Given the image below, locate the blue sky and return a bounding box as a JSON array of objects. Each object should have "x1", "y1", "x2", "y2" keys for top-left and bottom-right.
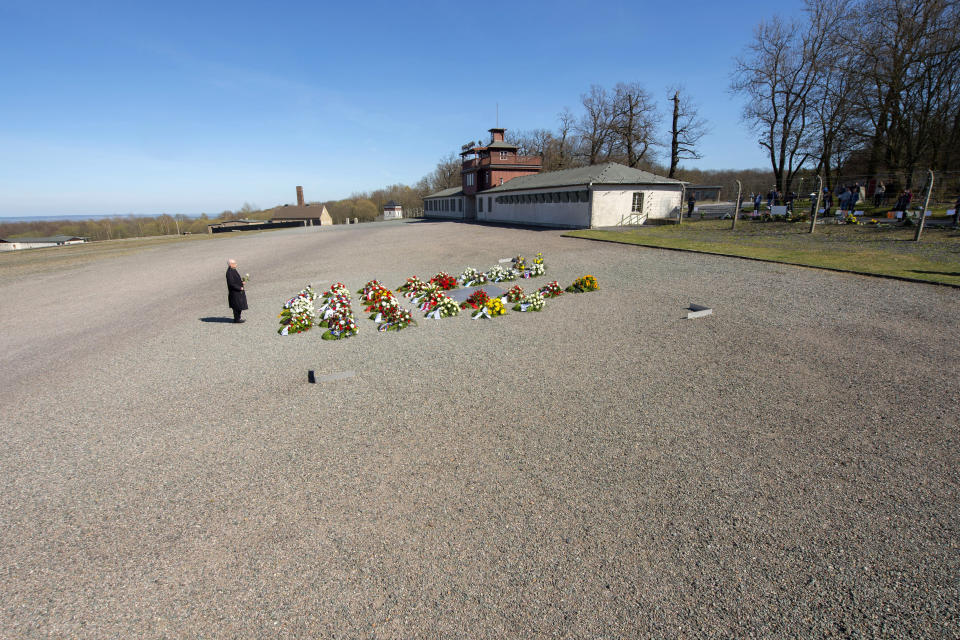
[{"x1": 0, "y1": 0, "x2": 806, "y2": 216}]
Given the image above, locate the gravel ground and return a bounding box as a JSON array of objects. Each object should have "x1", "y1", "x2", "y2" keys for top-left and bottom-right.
[{"x1": 0, "y1": 220, "x2": 957, "y2": 638}]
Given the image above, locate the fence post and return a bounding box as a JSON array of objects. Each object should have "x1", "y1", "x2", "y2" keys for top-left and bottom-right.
[
  {"x1": 914, "y1": 169, "x2": 934, "y2": 241},
  {"x1": 677, "y1": 185, "x2": 685, "y2": 225},
  {"x1": 809, "y1": 175, "x2": 823, "y2": 233},
  {"x1": 731, "y1": 180, "x2": 742, "y2": 230}
]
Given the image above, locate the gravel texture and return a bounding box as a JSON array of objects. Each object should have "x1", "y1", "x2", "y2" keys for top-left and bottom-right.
[{"x1": 0, "y1": 220, "x2": 957, "y2": 638}]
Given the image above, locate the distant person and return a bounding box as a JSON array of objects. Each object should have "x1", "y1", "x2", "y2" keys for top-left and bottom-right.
[
  {"x1": 766, "y1": 189, "x2": 774, "y2": 209},
  {"x1": 903, "y1": 189, "x2": 913, "y2": 214},
  {"x1": 226, "y1": 259, "x2": 248, "y2": 323},
  {"x1": 823, "y1": 189, "x2": 833, "y2": 216},
  {"x1": 837, "y1": 187, "x2": 850, "y2": 214},
  {"x1": 953, "y1": 194, "x2": 960, "y2": 227},
  {"x1": 874, "y1": 181, "x2": 885, "y2": 207},
  {"x1": 786, "y1": 191, "x2": 796, "y2": 212},
  {"x1": 850, "y1": 183, "x2": 860, "y2": 210},
  {"x1": 687, "y1": 193, "x2": 696, "y2": 218},
  {"x1": 894, "y1": 190, "x2": 913, "y2": 219},
  {"x1": 753, "y1": 193, "x2": 762, "y2": 217}
]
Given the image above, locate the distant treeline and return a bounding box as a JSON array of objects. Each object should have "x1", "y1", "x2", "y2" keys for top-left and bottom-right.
[{"x1": 0, "y1": 212, "x2": 219, "y2": 242}]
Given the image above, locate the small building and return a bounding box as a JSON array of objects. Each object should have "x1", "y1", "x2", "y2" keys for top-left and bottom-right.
[
  {"x1": 0, "y1": 235, "x2": 86, "y2": 251},
  {"x1": 686, "y1": 185, "x2": 723, "y2": 202},
  {"x1": 270, "y1": 204, "x2": 333, "y2": 227},
  {"x1": 382, "y1": 200, "x2": 403, "y2": 220}
]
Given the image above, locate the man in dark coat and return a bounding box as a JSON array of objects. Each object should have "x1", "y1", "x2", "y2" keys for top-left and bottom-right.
[
  {"x1": 687, "y1": 193, "x2": 696, "y2": 218},
  {"x1": 226, "y1": 259, "x2": 248, "y2": 323}
]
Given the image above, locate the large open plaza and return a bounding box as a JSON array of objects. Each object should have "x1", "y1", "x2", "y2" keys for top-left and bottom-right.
[{"x1": 0, "y1": 220, "x2": 956, "y2": 637}]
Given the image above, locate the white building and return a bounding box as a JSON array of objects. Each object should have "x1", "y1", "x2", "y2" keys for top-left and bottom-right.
[
  {"x1": 424, "y1": 162, "x2": 684, "y2": 228},
  {"x1": 382, "y1": 200, "x2": 403, "y2": 220},
  {"x1": 0, "y1": 235, "x2": 86, "y2": 251}
]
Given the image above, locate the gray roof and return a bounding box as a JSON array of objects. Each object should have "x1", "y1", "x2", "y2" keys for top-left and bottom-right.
[
  {"x1": 424, "y1": 186, "x2": 463, "y2": 198},
  {"x1": 0, "y1": 235, "x2": 84, "y2": 243},
  {"x1": 486, "y1": 140, "x2": 518, "y2": 150},
  {"x1": 384, "y1": 200, "x2": 399, "y2": 207},
  {"x1": 483, "y1": 162, "x2": 682, "y2": 193}
]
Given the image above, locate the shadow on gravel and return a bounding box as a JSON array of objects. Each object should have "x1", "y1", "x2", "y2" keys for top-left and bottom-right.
[
  {"x1": 199, "y1": 317, "x2": 235, "y2": 323},
  {"x1": 407, "y1": 219, "x2": 563, "y2": 232}
]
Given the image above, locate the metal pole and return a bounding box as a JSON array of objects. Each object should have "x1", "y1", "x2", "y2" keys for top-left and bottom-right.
[
  {"x1": 809, "y1": 175, "x2": 823, "y2": 233},
  {"x1": 677, "y1": 185, "x2": 685, "y2": 225},
  {"x1": 732, "y1": 180, "x2": 742, "y2": 230},
  {"x1": 914, "y1": 169, "x2": 934, "y2": 241}
]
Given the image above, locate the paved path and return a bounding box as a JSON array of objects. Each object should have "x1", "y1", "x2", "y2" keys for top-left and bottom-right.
[{"x1": 1, "y1": 221, "x2": 957, "y2": 637}]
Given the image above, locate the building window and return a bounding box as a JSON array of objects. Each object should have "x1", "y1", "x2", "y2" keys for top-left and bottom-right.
[
  {"x1": 488, "y1": 197, "x2": 492, "y2": 210},
  {"x1": 499, "y1": 177, "x2": 504, "y2": 185},
  {"x1": 479, "y1": 197, "x2": 484, "y2": 213},
  {"x1": 500, "y1": 151, "x2": 508, "y2": 159},
  {"x1": 458, "y1": 199, "x2": 462, "y2": 212},
  {"x1": 631, "y1": 192, "x2": 644, "y2": 212},
  {"x1": 466, "y1": 173, "x2": 474, "y2": 186}
]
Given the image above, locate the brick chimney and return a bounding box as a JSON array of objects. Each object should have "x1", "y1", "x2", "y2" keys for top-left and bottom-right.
[
  {"x1": 489, "y1": 128, "x2": 505, "y2": 142},
  {"x1": 296, "y1": 186, "x2": 304, "y2": 207}
]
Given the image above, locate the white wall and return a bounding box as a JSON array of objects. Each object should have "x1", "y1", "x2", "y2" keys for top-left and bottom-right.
[
  {"x1": 478, "y1": 189, "x2": 591, "y2": 228},
  {"x1": 0, "y1": 241, "x2": 83, "y2": 251},
  {"x1": 590, "y1": 185, "x2": 682, "y2": 227},
  {"x1": 424, "y1": 197, "x2": 466, "y2": 220},
  {"x1": 383, "y1": 208, "x2": 403, "y2": 220}
]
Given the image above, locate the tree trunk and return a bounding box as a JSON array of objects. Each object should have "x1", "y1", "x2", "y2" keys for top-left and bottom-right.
[{"x1": 669, "y1": 91, "x2": 680, "y2": 178}]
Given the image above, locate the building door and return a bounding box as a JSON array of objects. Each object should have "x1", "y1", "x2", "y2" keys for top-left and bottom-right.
[{"x1": 465, "y1": 196, "x2": 477, "y2": 220}]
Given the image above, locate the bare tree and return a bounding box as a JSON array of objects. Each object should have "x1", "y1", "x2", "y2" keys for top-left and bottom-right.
[
  {"x1": 427, "y1": 152, "x2": 462, "y2": 192},
  {"x1": 610, "y1": 82, "x2": 660, "y2": 167},
  {"x1": 853, "y1": 0, "x2": 960, "y2": 185},
  {"x1": 556, "y1": 108, "x2": 577, "y2": 169},
  {"x1": 576, "y1": 85, "x2": 615, "y2": 164},
  {"x1": 803, "y1": 0, "x2": 860, "y2": 191},
  {"x1": 667, "y1": 86, "x2": 709, "y2": 178},
  {"x1": 731, "y1": 15, "x2": 829, "y2": 195}
]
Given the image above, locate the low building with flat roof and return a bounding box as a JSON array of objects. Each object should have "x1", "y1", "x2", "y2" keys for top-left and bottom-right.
[
  {"x1": 476, "y1": 163, "x2": 683, "y2": 228},
  {"x1": 0, "y1": 235, "x2": 86, "y2": 251}
]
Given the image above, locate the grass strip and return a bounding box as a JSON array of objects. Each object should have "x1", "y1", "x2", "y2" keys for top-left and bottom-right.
[{"x1": 564, "y1": 221, "x2": 960, "y2": 287}]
